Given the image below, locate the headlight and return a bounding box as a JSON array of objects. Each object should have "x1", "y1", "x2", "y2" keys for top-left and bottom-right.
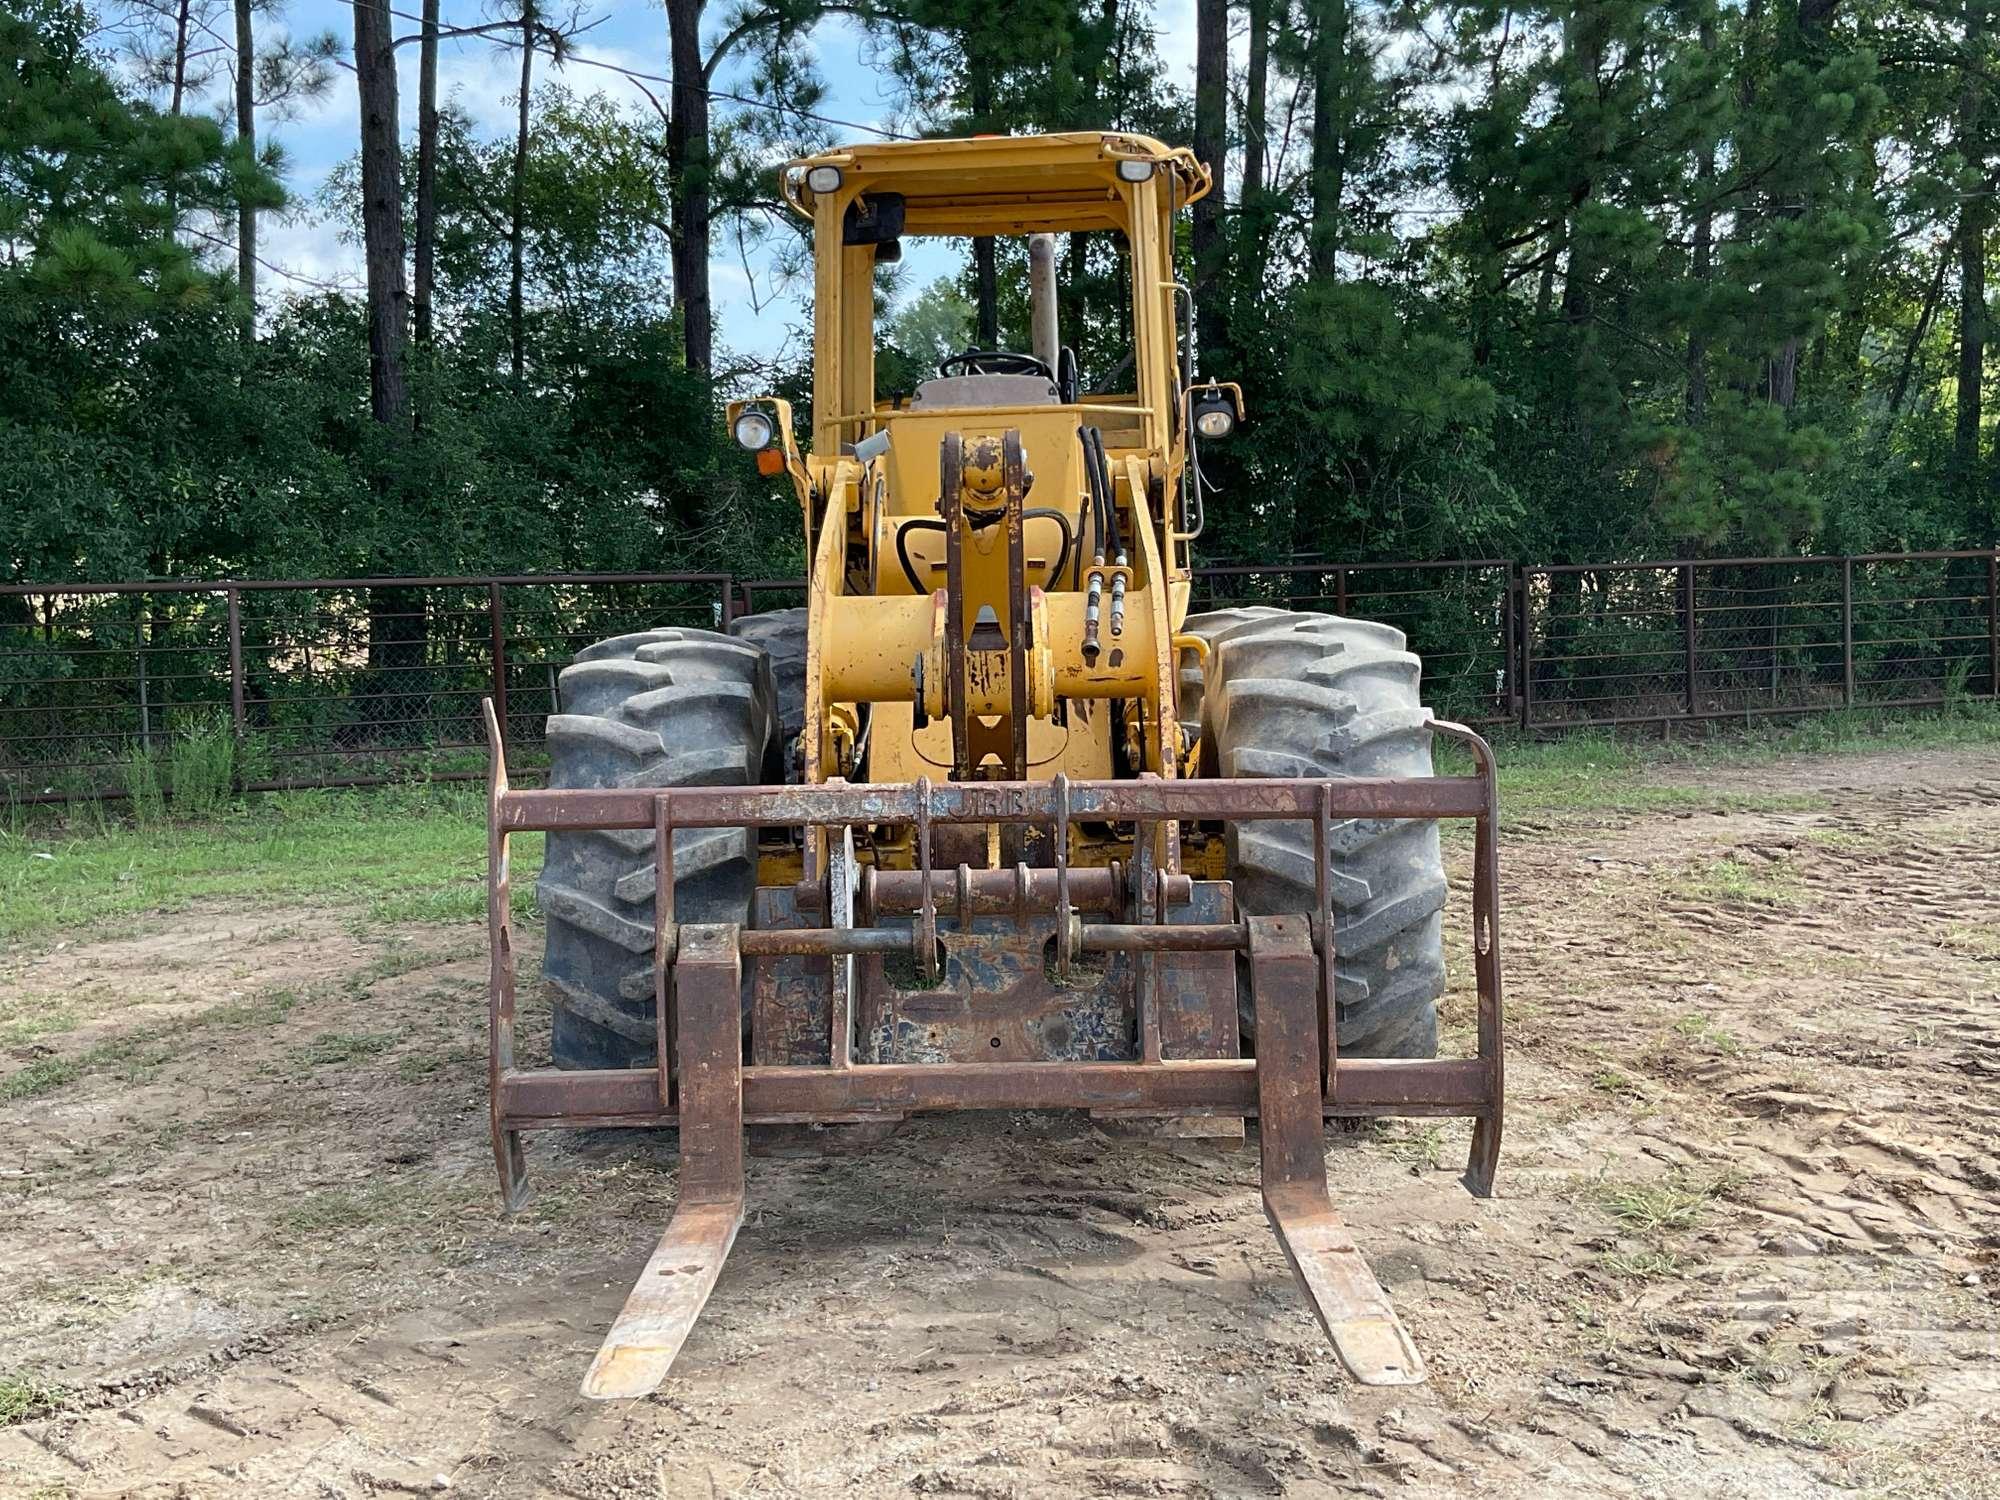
[
  {"x1": 805, "y1": 164, "x2": 844, "y2": 194},
  {"x1": 1114, "y1": 158, "x2": 1156, "y2": 183},
  {"x1": 733, "y1": 409, "x2": 775, "y2": 450},
  {"x1": 1194, "y1": 405, "x2": 1235, "y2": 439}
]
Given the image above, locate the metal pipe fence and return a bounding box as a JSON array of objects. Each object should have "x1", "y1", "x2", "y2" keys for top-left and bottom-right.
[{"x1": 3, "y1": 553, "x2": 1995, "y2": 802}]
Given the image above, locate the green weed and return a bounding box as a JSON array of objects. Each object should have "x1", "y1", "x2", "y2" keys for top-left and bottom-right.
[
  {"x1": 1600, "y1": 1168, "x2": 1743, "y2": 1234},
  {"x1": 0, "y1": 1374, "x2": 73, "y2": 1426},
  {"x1": 0, "y1": 993, "x2": 79, "y2": 1048},
  {"x1": 1601, "y1": 1247, "x2": 1685, "y2": 1280},
  {"x1": 167, "y1": 712, "x2": 236, "y2": 821},
  {"x1": 1678, "y1": 855, "x2": 1801, "y2": 908},
  {"x1": 294, "y1": 1030, "x2": 398, "y2": 1067},
  {"x1": 1378, "y1": 1122, "x2": 1449, "y2": 1171},
  {"x1": 120, "y1": 744, "x2": 167, "y2": 828},
  {"x1": 0, "y1": 1057, "x2": 80, "y2": 1103},
  {"x1": 1672, "y1": 1011, "x2": 1743, "y2": 1054}
]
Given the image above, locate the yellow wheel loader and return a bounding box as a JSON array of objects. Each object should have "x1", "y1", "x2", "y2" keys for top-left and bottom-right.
[{"x1": 479, "y1": 131, "x2": 1504, "y2": 1401}]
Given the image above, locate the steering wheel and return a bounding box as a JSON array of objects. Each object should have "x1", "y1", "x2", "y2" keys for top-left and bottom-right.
[{"x1": 938, "y1": 348, "x2": 1054, "y2": 380}]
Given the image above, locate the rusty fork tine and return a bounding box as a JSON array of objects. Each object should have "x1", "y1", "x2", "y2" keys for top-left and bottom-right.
[
  {"x1": 582, "y1": 925, "x2": 746, "y2": 1401},
  {"x1": 1248, "y1": 915, "x2": 1426, "y2": 1387}
]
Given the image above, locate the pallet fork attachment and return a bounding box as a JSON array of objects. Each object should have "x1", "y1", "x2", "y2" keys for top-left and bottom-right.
[{"x1": 481, "y1": 701, "x2": 1504, "y2": 1398}]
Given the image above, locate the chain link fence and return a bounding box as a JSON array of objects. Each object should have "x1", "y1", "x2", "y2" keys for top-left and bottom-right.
[{"x1": 4, "y1": 553, "x2": 1996, "y2": 802}]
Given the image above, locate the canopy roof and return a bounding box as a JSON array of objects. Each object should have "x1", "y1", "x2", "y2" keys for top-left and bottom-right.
[{"x1": 781, "y1": 131, "x2": 1210, "y2": 237}]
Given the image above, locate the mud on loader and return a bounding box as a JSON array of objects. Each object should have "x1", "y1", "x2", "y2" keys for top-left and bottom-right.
[{"x1": 478, "y1": 131, "x2": 1504, "y2": 1400}]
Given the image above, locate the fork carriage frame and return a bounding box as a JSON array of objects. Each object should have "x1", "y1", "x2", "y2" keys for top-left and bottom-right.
[{"x1": 480, "y1": 701, "x2": 1505, "y2": 1398}]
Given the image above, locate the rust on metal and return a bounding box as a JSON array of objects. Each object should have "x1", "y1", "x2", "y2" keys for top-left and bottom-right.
[
  {"x1": 497, "y1": 774, "x2": 1492, "y2": 833},
  {"x1": 1003, "y1": 428, "x2": 1031, "y2": 778},
  {"x1": 1248, "y1": 914, "x2": 1425, "y2": 1386},
  {"x1": 498, "y1": 1054, "x2": 1492, "y2": 1125},
  {"x1": 479, "y1": 702, "x2": 1506, "y2": 1396},
  {"x1": 805, "y1": 865, "x2": 1190, "y2": 917},
  {"x1": 581, "y1": 924, "x2": 746, "y2": 1400}
]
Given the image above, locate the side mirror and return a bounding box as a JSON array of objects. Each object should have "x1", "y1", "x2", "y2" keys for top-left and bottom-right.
[{"x1": 1187, "y1": 381, "x2": 1245, "y2": 440}]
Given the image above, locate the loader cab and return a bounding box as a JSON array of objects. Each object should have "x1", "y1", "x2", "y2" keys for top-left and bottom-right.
[
  {"x1": 780, "y1": 136, "x2": 1211, "y2": 601},
  {"x1": 784, "y1": 132, "x2": 1203, "y2": 458}
]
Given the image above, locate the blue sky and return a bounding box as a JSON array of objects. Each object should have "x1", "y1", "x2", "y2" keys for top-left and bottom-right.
[{"x1": 214, "y1": 1, "x2": 1201, "y2": 363}]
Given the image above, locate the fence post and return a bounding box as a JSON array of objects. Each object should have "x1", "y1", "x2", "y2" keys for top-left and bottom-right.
[
  {"x1": 226, "y1": 588, "x2": 245, "y2": 785},
  {"x1": 1842, "y1": 558, "x2": 1855, "y2": 707},
  {"x1": 488, "y1": 580, "x2": 509, "y2": 760},
  {"x1": 721, "y1": 577, "x2": 739, "y2": 625},
  {"x1": 1500, "y1": 563, "x2": 1518, "y2": 725},
  {"x1": 1681, "y1": 564, "x2": 1697, "y2": 717},
  {"x1": 1334, "y1": 566, "x2": 1349, "y2": 617},
  {"x1": 1518, "y1": 568, "x2": 1535, "y2": 731},
  {"x1": 1986, "y1": 551, "x2": 1999, "y2": 699},
  {"x1": 135, "y1": 617, "x2": 151, "y2": 751}
]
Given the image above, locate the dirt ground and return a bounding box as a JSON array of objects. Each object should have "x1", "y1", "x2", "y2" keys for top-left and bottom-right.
[{"x1": 3, "y1": 746, "x2": 1999, "y2": 1499}]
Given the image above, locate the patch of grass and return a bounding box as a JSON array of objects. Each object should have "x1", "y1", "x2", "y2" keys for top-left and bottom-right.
[
  {"x1": 1599, "y1": 1167, "x2": 1744, "y2": 1234},
  {"x1": 1438, "y1": 734, "x2": 1825, "y2": 821},
  {"x1": 205, "y1": 988, "x2": 302, "y2": 1028},
  {"x1": 120, "y1": 744, "x2": 167, "y2": 829},
  {"x1": 1672, "y1": 1011, "x2": 1743, "y2": 1054},
  {"x1": 274, "y1": 1180, "x2": 474, "y2": 1239},
  {"x1": 278, "y1": 1185, "x2": 407, "y2": 1233},
  {"x1": 293, "y1": 1030, "x2": 398, "y2": 1067},
  {"x1": 1677, "y1": 854, "x2": 1802, "y2": 908},
  {"x1": 0, "y1": 783, "x2": 543, "y2": 943},
  {"x1": 1940, "y1": 922, "x2": 2000, "y2": 960},
  {"x1": 0, "y1": 1057, "x2": 80, "y2": 1103},
  {"x1": 1592, "y1": 1068, "x2": 1642, "y2": 1098},
  {"x1": 1378, "y1": 1122, "x2": 1449, "y2": 1171},
  {"x1": 1441, "y1": 704, "x2": 2000, "y2": 822},
  {"x1": 0, "y1": 1374, "x2": 74, "y2": 1427},
  {"x1": 1801, "y1": 826, "x2": 1879, "y2": 852},
  {"x1": 0, "y1": 993, "x2": 79, "y2": 1048},
  {"x1": 1601, "y1": 1247, "x2": 1686, "y2": 1280},
  {"x1": 167, "y1": 712, "x2": 235, "y2": 821}
]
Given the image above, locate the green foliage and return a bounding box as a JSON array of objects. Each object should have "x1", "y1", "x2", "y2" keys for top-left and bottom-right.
[
  {"x1": 0, "y1": 0, "x2": 1995, "y2": 612},
  {"x1": 120, "y1": 743, "x2": 167, "y2": 828},
  {"x1": 167, "y1": 712, "x2": 235, "y2": 821}
]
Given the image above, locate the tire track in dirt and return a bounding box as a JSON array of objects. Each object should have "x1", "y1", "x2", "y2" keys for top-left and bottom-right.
[{"x1": 4, "y1": 750, "x2": 2000, "y2": 1496}]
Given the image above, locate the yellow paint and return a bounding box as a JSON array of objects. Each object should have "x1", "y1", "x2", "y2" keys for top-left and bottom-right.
[{"x1": 740, "y1": 132, "x2": 1224, "y2": 869}]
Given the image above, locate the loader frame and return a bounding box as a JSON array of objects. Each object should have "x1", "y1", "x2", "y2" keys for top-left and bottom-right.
[{"x1": 480, "y1": 702, "x2": 1505, "y2": 1398}]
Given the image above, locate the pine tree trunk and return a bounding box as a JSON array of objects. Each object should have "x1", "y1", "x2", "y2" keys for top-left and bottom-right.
[
  {"x1": 1191, "y1": 0, "x2": 1227, "y2": 361},
  {"x1": 170, "y1": 0, "x2": 191, "y2": 115},
  {"x1": 510, "y1": 5, "x2": 536, "y2": 382},
  {"x1": 1244, "y1": 0, "x2": 1269, "y2": 202},
  {"x1": 667, "y1": 0, "x2": 712, "y2": 376},
  {"x1": 1957, "y1": 0, "x2": 1988, "y2": 480},
  {"x1": 352, "y1": 0, "x2": 410, "y2": 427},
  {"x1": 234, "y1": 0, "x2": 255, "y2": 339},
  {"x1": 414, "y1": 0, "x2": 440, "y2": 347},
  {"x1": 1685, "y1": 13, "x2": 1715, "y2": 426},
  {"x1": 1306, "y1": 0, "x2": 1347, "y2": 283}
]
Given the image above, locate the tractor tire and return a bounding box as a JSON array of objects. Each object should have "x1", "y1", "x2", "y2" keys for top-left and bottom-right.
[
  {"x1": 537, "y1": 628, "x2": 776, "y2": 1070},
  {"x1": 727, "y1": 608, "x2": 808, "y2": 782},
  {"x1": 1194, "y1": 609, "x2": 1447, "y2": 1058},
  {"x1": 1177, "y1": 606, "x2": 1295, "y2": 753}
]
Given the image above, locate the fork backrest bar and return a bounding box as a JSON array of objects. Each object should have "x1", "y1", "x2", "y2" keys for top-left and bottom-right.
[{"x1": 497, "y1": 773, "x2": 1490, "y2": 833}]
